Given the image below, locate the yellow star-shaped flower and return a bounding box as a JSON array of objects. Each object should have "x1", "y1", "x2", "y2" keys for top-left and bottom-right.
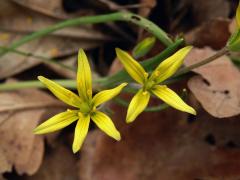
[
  {"x1": 116, "y1": 46, "x2": 196, "y2": 123},
  {"x1": 34, "y1": 49, "x2": 127, "y2": 153}
]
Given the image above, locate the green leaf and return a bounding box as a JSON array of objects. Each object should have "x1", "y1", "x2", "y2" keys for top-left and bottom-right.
[{"x1": 132, "y1": 37, "x2": 156, "y2": 59}]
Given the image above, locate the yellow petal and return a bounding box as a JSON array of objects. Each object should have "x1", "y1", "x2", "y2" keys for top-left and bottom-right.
[
  {"x1": 72, "y1": 113, "x2": 90, "y2": 153},
  {"x1": 38, "y1": 76, "x2": 82, "y2": 108},
  {"x1": 237, "y1": 2, "x2": 240, "y2": 27},
  {"x1": 34, "y1": 110, "x2": 78, "y2": 134},
  {"x1": 150, "y1": 46, "x2": 192, "y2": 83},
  {"x1": 116, "y1": 48, "x2": 148, "y2": 85},
  {"x1": 91, "y1": 111, "x2": 121, "y2": 141},
  {"x1": 77, "y1": 49, "x2": 92, "y2": 101},
  {"x1": 126, "y1": 89, "x2": 150, "y2": 123},
  {"x1": 92, "y1": 83, "x2": 127, "y2": 107},
  {"x1": 151, "y1": 85, "x2": 196, "y2": 115}
]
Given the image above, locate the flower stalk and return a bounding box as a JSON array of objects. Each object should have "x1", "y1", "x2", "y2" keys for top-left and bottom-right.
[{"x1": 0, "y1": 12, "x2": 173, "y2": 57}]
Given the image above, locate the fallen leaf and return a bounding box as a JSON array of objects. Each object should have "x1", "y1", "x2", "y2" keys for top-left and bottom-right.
[
  {"x1": 78, "y1": 100, "x2": 240, "y2": 179},
  {"x1": 185, "y1": 47, "x2": 240, "y2": 118},
  {"x1": 0, "y1": 0, "x2": 109, "y2": 40},
  {"x1": 10, "y1": 0, "x2": 73, "y2": 19},
  {"x1": 46, "y1": 56, "x2": 76, "y2": 79},
  {"x1": 138, "y1": 0, "x2": 156, "y2": 18},
  {"x1": 185, "y1": 18, "x2": 231, "y2": 49},
  {"x1": 0, "y1": 85, "x2": 66, "y2": 175},
  {"x1": 0, "y1": 148, "x2": 11, "y2": 174},
  {"x1": 0, "y1": 31, "x2": 100, "y2": 79},
  {"x1": 15, "y1": 136, "x2": 44, "y2": 175},
  {"x1": 24, "y1": 143, "x2": 78, "y2": 180},
  {"x1": 0, "y1": 108, "x2": 45, "y2": 175},
  {"x1": 77, "y1": 130, "x2": 102, "y2": 180},
  {"x1": 0, "y1": 86, "x2": 64, "y2": 113},
  {"x1": 186, "y1": 0, "x2": 230, "y2": 25}
]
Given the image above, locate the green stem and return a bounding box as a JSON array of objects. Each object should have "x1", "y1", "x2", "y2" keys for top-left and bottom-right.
[
  {"x1": 0, "y1": 43, "x2": 229, "y2": 91},
  {"x1": 0, "y1": 12, "x2": 173, "y2": 57},
  {"x1": 0, "y1": 46, "x2": 75, "y2": 71},
  {"x1": 0, "y1": 80, "x2": 76, "y2": 91},
  {"x1": 0, "y1": 39, "x2": 184, "y2": 91},
  {"x1": 175, "y1": 47, "x2": 229, "y2": 77},
  {"x1": 114, "y1": 97, "x2": 169, "y2": 112}
]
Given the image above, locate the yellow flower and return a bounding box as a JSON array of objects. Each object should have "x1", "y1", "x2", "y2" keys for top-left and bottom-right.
[
  {"x1": 236, "y1": 1, "x2": 240, "y2": 28},
  {"x1": 34, "y1": 49, "x2": 127, "y2": 153},
  {"x1": 116, "y1": 46, "x2": 196, "y2": 123}
]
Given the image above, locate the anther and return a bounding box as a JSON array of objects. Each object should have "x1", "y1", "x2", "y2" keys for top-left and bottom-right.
[
  {"x1": 144, "y1": 72, "x2": 148, "y2": 78},
  {"x1": 87, "y1": 89, "x2": 92, "y2": 95},
  {"x1": 154, "y1": 71, "x2": 160, "y2": 77},
  {"x1": 142, "y1": 91, "x2": 148, "y2": 95},
  {"x1": 78, "y1": 112, "x2": 83, "y2": 118}
]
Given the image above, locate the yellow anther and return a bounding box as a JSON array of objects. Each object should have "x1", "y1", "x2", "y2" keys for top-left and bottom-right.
[
  {"x1": 154, "y1": 70, "x2": 160, "y2": 77},
  {"x1": 142, "y1": 91, "x2": 148, "y2": 95},
  {"x1": 144, "y1": 72, "x2": 148, "y2": 78},
  {"x1": 87, "y1": 89, "x2": 92, "y2": 95},
  {"x1": 78, "y1": 112, "x2": 83, "y2": 118},
  {"x1": 92, "y1": 106, "x2": 96, "y2": 112},
  {"x1": 67, "y1": 109, "x2": 73, "y2": 112}
]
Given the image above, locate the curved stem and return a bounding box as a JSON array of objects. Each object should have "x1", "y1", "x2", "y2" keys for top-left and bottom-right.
[
  {"x1": 113, "y1": 97, "x2": 169, "y2": 112},
  {"x1": 175, "y1": 47, "x2": 229, "y2": 77},
  {"x1": 0, "y1": 12, "x2": 173, "y2": 57}
]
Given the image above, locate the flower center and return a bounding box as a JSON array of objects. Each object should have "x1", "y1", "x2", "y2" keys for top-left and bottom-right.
[
  {"x1": 79, "y1": 102, "x2": 92, "y2": 114},
  {"x1": 143, "y1": 79, "x2": 155, "y2": 91}
]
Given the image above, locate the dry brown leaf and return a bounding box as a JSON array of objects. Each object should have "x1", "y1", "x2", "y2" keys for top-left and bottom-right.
[
  {"x1": 0, "y1": 148, "x2": 11, "y2": 174},
  {"x1": 185, "y1": 47, "x2": 240, "y2": 118},
  {"x1": 0, "y1": 108, "x2": 45, "y2": 175},
  {"x1": 77, "y1": 130, "x2": 101, "y2": 180},
  {"x1": 0, "y1": 0, "x2": 109, "y2": 40},
  {"x1": 138, "y1": 0, "x2": 156, "y2": 18},
  {"x1": 0, "y1": 31, "x2": 100, "y2": 79},
  {"x1": 46, "y1": 56, "x2": 76, "y2": 79},
  {"x1": 15, "y1": 136, "x2": 44, "y2": 175},
  {"x1": 185, "y1": 18, "x2": 231, "y2": 49},
  {"x1": 229, "y1": 18, "x2": 237, "y2": 34},
  {"x1": 10, "y1": 0, "x2": 72, "y2": 19},
  {"x1": 0, "y1": 86, "x2": 66, "y2": 175},
  {"x1": 185, "y1": 0, "x2": 230, "y2": 25},
  {"x1": 0, "y1": 87, "x2": 64, "y2": 112},
  {"x1": 78, "y1": 100, "x2": 240, "y2": 179},
  {"x1": 25, "y1": 144, "x2": 78, "y2": 180}
]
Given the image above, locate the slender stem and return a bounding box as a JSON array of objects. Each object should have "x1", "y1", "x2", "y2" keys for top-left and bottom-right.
[
  {"x1": 175, "y1": 47, "x2": 229, "y2": 77},
  {"x1": 0, "y1": 80, "x2": 75, "y2": 91},
  {"x1": 0, "y1": 44, "x2": 230, "y2": 91},
  {"x1": 114, "y1": 97, "x2": 169, "y2": 112},
  {"x1": 0, "y1": 12, "x2": 173, "y2": 57},
  {"x1": 0, "y1": 46, "x2": 75, "y2": 71}
]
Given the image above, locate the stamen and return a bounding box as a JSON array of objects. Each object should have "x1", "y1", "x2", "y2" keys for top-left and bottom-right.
[
  {"x1": 142, "y1": 91, "x2": 148, "y2": 95},
  {"x1": 154, "y1": 70, "x2": 160, "y2": 77},
  {"x1": 78, "y1": 112, "x2": 83, "y2": 118},
  {"x1": 87, "y1": 89, "x2": 92, "y2": 95},
  {"x1": 67, "y1": 109, "x2": 72, "y2": 112},
  {"x1": 144, "y1": 72, "x2": 148, "y2": 78}
]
